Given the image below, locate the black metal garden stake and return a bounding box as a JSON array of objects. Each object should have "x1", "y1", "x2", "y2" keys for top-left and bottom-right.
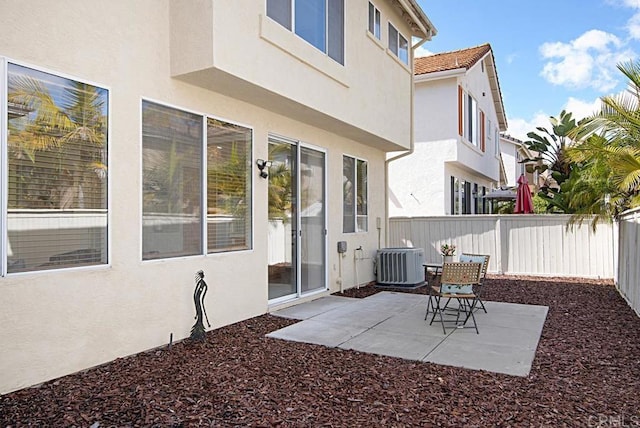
[{"x1": 190, "y1": 270, "x2": 211, "y2": 341}]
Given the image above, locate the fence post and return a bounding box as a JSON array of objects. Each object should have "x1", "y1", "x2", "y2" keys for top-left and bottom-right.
[{"x1": 494, "y1": 216, "x2": 503, "y2": 274}]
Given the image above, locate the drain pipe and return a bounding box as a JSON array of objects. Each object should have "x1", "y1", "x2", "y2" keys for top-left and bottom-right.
[
  {"x1": 354, "y1": 246, "x2": 364, "y2": 289},
  {"x1": 384, "y1": 35, "x2": 430, "y2": 247}
]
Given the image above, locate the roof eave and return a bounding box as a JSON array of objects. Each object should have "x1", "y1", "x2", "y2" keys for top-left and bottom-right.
[
  {"x1": 483, "y1": 51, "x2": 508, "y2": 131},
  {"x1": 395, "y1": 0, "x2": 437, "y2": 39},
  {"x1": 414, "y1": 67, "x2": 466, "y2": 82}
]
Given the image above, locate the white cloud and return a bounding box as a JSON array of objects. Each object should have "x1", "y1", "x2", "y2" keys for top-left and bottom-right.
[
  {"x1": 564, "y1": 97, "x2": 602, "y2": 120},
  {"x1": 505, "y1": 96, "x2": 602, "y2": 142},
  {"x1": 627, "y1": 12, "x2": 640, "y2": 39},
  {"x1": 415, "y1": 45, "x2": 434, "y2": 58},
  {"x1": 505, "y1": 112, "x2": 550, "y2": 141},
  {"x1": 539, "y1": 29, "x2": 635, "y2": 92},
  {"x1": 621, "y1": 0, "x2": 640, "y2": 8}
]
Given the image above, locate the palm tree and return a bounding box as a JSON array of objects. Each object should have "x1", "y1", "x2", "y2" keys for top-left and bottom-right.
[{"x1": 569, "y1": 60, "x2": 640, "y2": 220}]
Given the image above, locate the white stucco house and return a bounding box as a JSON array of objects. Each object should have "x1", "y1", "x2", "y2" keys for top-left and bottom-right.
[
  {"x1": 500, "y1": 133, "x2": 540, "y2": 191},
  {"x1": 388, "y1": 43, "x2": 508, "y2": 216},
  {"x1": 0, "y1": 0, "x2": 436, "y2": 393}
]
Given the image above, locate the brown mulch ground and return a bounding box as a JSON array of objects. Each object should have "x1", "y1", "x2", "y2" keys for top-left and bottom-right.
[{"x1": 1, "y1": 276, "x2": 639, "y2": 427}]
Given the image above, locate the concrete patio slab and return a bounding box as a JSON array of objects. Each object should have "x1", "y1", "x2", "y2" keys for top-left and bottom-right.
[
  {"x1": 424, "y1": 339, "x2": 537, "y2": 377},
  {"x1": 339, "y1": 329, "x2": 444, "y2": 360},
  {"x1": 270, "y1": 295, "x2": 353, "y2": 320},
  {"x1": 266, "y1": 318, "x2": 369, "y2": 348},
  {"x1": 268, "y1": 292, "x2": 548, "y2": 377}
]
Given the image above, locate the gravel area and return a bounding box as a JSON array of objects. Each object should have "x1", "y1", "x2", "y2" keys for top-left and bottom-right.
[{"x1": 1, "y1": 276, "x2": 639, "y2": 427}]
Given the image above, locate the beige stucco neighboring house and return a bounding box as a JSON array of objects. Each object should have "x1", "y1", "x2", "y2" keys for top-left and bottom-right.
[
  {"x1": 0, "y1": 0, "x2": 436, "y2": 394},
  {"x1": 388, "y1": 43, "x2": 508, "y2": 216}
]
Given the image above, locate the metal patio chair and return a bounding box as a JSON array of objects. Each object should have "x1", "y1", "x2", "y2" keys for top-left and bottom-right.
[
  {"x1": 459, "y1": 253, "x2": 490, "y2": 313},
  {"x1": 425, "y1": 261, "x2": 483, "y2": 334}
]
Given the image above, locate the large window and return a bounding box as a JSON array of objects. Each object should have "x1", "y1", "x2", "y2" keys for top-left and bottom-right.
[
  {"x1": 267, "y1": 0, "x2": 344, "y2": 65},
  {"x1": 4, "y1": 63, "x2": 109, "y2": 274},
  {"x1": 368, "y1": 2, "x2": 381, "y2": 40},
  {"x1": 206, "y1": 118, "x2": 252, "y2": 253},
  {"x1": 388, "y1": 23, "x2": 408, "y2": 64},
  {"x1": 343, "y1": 155, "x2": 367, "y2": 233},
  {"x1": 142, "y1": 101, "x2": 252, "y2": 260}
]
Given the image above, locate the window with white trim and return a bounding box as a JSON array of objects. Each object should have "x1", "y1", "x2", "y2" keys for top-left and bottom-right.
[
  {"x1": 388, "y1": 23, "x2": 408, "y2": 64},
  {"x1": 3, "y1": 62, "x2": 109, "y2": 274},
  {"x1": 266, "y1": 0, "x2": 344, "y2": 65},
  {"x1": 459, "y1": 89, "x2": 485, "y2": 148},
  {"x1": 450, "y1": 176, "x2": 473, "y2": 215},
  {"x1": 142, "y1": 101, "x2": 252, "y2": 260},
  {"x1": 368, "y1": 2, "x2": 381, "y2": 40},
  {"x1": 343, "y1": 155, "x2": 367, "y2": 232}
]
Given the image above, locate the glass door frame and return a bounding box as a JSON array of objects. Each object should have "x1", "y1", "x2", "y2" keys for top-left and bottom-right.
[{"x1": 268, "y1": 135, "x2": 327, "y2": 304}]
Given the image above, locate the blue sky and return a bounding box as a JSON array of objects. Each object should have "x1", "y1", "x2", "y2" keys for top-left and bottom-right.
[{"x1": 415, "y1": 0, "x2": 640, "y2": 140}]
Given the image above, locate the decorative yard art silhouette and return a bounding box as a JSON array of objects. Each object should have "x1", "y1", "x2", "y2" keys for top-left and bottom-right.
[{"x1": 190, "y1": 270, "x2": 211, "y2": 341}]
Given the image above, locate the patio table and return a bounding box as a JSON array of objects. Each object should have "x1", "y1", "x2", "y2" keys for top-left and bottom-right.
[{"x1": 423, "y1": 262, "x2": 443, "y2": 283}]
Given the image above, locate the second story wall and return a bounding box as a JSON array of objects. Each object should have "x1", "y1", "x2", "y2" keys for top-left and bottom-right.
[
  {"x1": 414, "y1": 79, "x2": 458, "y2": 142},
  {"x1": 171, "y1": 0, "x2": 426, "y2": 151}
]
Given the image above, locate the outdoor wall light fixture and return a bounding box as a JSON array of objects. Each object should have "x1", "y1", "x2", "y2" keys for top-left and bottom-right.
[{"x1": 256, "y1": 159, "x2": 272, "y2": 178}]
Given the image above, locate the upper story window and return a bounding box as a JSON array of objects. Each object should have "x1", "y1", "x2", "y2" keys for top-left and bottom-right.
[
  {"x1": 388, "y1": 23, "x2": 408, "y2": 64},
  {"x1": 142, "y1": 101, "x2": 252, "y2": 260},
  {"x1": 343, "y1": 155, "x2": 367, "y2": 233},
  {"x1": 368, "y1": 2, "x2": 381, "y2": 40},
  {"x1": 4, "y1": 62, "x2": 109, "y2": 274},
  {"x1": 267, "y1": 0, "x2": 344, "y2": 65},
  {"x1": 458, "y1": 86, "x2": 485, "y2": 149}
]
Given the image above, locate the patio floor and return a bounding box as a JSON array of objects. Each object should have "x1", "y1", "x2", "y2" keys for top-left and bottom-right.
[{"x1": 269, "y1": 291, "x2": 548, "y2": 377}]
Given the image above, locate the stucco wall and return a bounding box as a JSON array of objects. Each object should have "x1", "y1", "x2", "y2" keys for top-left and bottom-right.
[
  {"x1": 0, "y1": 0, "x2": 393, "y2": 393},
  {"x1": 171, "y1": 0, "x2": 415, "y2": 151}
]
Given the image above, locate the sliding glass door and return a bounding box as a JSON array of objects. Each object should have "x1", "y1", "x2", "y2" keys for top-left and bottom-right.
[{"x1": 268, "y1": 137, "x2": 326, "y2": 302}]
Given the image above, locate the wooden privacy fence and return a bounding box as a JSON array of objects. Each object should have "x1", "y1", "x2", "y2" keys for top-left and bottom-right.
[
  {"x1": 389, "y1": 215, "x2": 615, "y2": 279},
  {"x1": 617, "y1": 208, "x2": 640, "y2": 316}
]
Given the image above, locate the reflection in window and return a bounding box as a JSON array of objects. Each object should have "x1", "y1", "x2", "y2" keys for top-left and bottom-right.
[
  {"x1": 343, "y1": 155, "x2": 368, "y2": 232},
  {"x1": 142, "y1": 101, "x2": 202, "y2": 260},
  {"x1": 295, "y1": 0, "x2": 326, "y2": 52},
  {"x1": 6, "y1": 63, "x2": 108, "y2": 273},
  {"x1": 368, "y1": 2, "x2": 381, "y2": 40},
  {"x1": 266, "y1": 0, "x2": 344, "y2": 64},
  {"x1": 388, "y1": 23, "x2": 408, "y2": 64},
  {"x1": 207, "y1": 118, "x2": 252, "y2": 252},
  {"x1": 451, "y1": 176, "x2": 460, "y2": 215}
]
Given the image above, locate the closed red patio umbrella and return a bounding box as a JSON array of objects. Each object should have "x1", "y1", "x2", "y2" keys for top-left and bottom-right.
[{"x1": 514, "y1": 174, "x2": 534, "y2": 214}]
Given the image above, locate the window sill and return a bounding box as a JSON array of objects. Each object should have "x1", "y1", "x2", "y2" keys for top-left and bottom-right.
[
  {"x1": 366, "y1": 29, "x2": 385, "y2": 50},
  {"x1": 259, "y1": 14, "x2": 349, "y2": 88},
  {"x1": 460, "y1": 137, "x2": 484, "y2": 154},
  {"x1": 386, "y1": 48, "x2": 411, "y2": 74}
]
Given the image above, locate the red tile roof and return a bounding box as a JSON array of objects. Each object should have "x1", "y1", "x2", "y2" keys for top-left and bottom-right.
[{"x1": 414, "y1": 44, "x2": 491, "y2": 76}]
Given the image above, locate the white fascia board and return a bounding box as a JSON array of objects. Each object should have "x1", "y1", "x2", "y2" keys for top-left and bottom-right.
[{"x1": 414, "y1": 68, "x2": 466, "y2": 83}]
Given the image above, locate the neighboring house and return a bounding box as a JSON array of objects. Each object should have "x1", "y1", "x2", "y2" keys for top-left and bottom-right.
[
  {"x1": 500, "y1": 133, "x2": 540, "y2": 191},
  {"x1": 388, "y1": 44, "x2": 508, "y2": 216},
  {"x1": 0, "y1": 0, "x2": 436, "y2": 393}
]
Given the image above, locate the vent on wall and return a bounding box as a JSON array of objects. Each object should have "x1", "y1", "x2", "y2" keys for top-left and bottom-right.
[{"x1": 376, "y1": 248, "x2": 424, "y2": 286}]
